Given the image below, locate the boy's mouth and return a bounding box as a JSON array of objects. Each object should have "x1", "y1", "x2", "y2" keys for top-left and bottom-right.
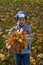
[{"x1": 19, "y1": 23, "x2": 24, "y2": 26}]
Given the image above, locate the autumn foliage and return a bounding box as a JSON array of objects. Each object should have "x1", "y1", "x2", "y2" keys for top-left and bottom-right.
[{"x1": 6, "y1": 27, "x2": 28, "y2": 53}]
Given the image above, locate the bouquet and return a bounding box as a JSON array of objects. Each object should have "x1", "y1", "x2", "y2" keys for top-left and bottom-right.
[{"x1": 6, "y1": 26, "x2": 29, "y2": 53}]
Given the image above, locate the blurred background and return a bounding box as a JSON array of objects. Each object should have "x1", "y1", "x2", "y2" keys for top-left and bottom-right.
[{"x1": 0, "y1": 0, "x2": 43, "y2": 65}]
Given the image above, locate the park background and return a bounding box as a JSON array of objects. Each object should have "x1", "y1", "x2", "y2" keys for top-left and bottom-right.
[{"x1": 0, "y1": 0, "x2": 43, "y2": 65}]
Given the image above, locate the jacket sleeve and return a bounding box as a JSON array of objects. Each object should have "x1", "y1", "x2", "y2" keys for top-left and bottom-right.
[
  {"x1": 8, "y1": 27, "x2": 14, "y2": 35},
  {"x1": 26, "y1": 26, "x2": 34, "y2": 40}
]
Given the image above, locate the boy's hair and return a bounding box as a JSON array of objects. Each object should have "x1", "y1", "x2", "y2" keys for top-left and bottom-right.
[{"x1": 16, "y1": 11, "x2": 27, "y2": 21}]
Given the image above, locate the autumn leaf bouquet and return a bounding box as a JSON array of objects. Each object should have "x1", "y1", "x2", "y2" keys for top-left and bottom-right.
[{"x1": 5, "y1": 27, "x2": 29, "y2": 53}]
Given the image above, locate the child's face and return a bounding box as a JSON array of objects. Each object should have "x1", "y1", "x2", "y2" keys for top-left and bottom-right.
[{"x1": 18, "y1": 18, "x2": 25, "y2": 26}]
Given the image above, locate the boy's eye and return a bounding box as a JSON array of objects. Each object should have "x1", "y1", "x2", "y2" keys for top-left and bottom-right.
[
  {"x1": 18, "y1": 18, "x2": 25, "y2": 21},
  {"x1": 19, "y1": 19, "x2": 22, "y2": 21}
]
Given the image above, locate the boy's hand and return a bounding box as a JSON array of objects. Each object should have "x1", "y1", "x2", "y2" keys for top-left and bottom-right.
[
  {"x1": 13, "y1": 26, "x2": 16, "y2": 31},
  {"x1": 20, "y1": 28, "x2": 32, "y2": 35}
]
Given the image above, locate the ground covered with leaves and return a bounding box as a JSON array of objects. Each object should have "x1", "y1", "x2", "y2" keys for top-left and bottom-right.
[{"x1": 0, "y1": 0, "x2": 43, "y2": 65}]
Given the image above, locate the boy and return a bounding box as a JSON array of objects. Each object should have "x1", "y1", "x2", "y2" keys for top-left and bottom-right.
[{"x1": 9, "y1": 11, "x2": 34, "y2": 65}]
